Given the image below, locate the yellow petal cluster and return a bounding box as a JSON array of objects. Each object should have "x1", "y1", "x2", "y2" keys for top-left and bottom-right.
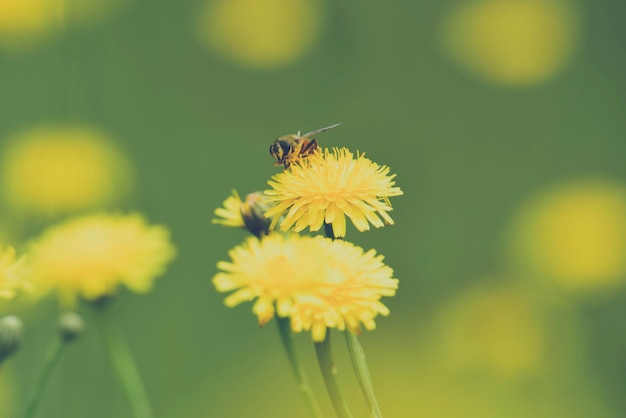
[
  {"x1": 264, "y1": 147, "x2": 403, "y2": 238},
  {"x1": 213, "y1": 190, "x2": 272, "y2": 237},
  {"x1": 213, "y1": 233, "x2": 398, "y2": 341},
  {"x1": 212, "y1": 189, "x2": 245, "y2": 228},
  {"x1": 0, "y1": 246, "x2": 29, "y2": 301},
  {"x1": 28, "y1": 213, "x2": 176, "y2": 306}
]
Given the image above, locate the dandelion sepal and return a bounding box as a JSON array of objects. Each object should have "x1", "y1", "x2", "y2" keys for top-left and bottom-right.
[
  {"x1": 276, "y1": 316, "x2": 324, "y2": 418},
  {"x1": 0, "y1": 316, "x2": 23, "y2": 365}
]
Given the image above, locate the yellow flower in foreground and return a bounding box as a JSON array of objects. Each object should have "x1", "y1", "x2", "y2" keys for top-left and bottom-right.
[
  {"x1": 265, "y1": 148, "x2": 403, "y2": 238},
  {"x1": 0, "y1": 246, "x2": 29, "y2": 301},
  {"x1": 28, "y1": 213, "x2": 176, "y2": 305},
  {"x1": 213, "y1": 234, "x2": 398, "y2": 341},
  {"x1": 1, "y1": 126, "x2": 133, "y2": 216}
]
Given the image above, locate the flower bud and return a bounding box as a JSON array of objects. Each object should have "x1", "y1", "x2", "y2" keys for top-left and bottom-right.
[
  {"x1": 241, "y1": 192, "x2": 272, "y2": 238},
  {"x1": 58, "y1": 312, "x2": 84, "y2": 342},
  {"x1": 0, "y1": 315, "x2": 23, "y2": 363}
]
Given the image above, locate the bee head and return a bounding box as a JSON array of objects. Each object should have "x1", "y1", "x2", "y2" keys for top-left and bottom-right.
[{"x1": 269, "y1": 139, "x2": 291, "y2": 162}]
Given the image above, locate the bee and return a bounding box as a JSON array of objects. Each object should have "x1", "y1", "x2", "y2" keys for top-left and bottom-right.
[{"x1": 269, "y1": 123, "x2": 341, "y2": 168}]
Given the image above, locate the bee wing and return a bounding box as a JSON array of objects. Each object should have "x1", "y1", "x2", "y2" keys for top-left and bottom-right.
[{"x1": 301, "y1": 123, "x2": 341, "y2": 138}]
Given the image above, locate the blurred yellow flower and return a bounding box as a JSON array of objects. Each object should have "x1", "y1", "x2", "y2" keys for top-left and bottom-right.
[
  {"x1": 441, "y1": 0, "x2": 579, "y2": 86},
  {"x1": 0, "y1": 246, "x2": 29, "y2": 301},
  {"x1": 0, "y1": 0, "x2": 62, "y2": 49},
  {"x1": 28, "y1": 213, "x2": 176, "y2": 306},
  {"x1": 437, "y1": 286, "x2": 544, "y2": 377},
  {"x1": 197, "y1": 0, "x2": 322, "y2": 68},
  {"x1": 213, "y1": 234, "x2": 398, "y2": 342},
  {"x1": 0, "y1": 0, "x2": 120, "y2": 51},
  {"x1": 264, "y1": 147, "x2": 403, "y2": 238},
  {"x1": 509, "y1": 181, "x2": 626, "y2": 290},
  {"x1": 1, "y1": 126, "x2": 134, "y2": 217}
]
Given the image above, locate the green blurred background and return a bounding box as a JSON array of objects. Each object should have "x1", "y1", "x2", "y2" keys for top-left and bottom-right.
[{"x1": 1, "y1": 0, "x2": 626, "y2": 416}]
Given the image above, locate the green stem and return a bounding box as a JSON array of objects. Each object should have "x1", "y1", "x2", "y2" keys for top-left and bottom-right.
[
  {"x1": 314, "y1": 333, "x2": 353, "y2": 418},
  {"x1": 344, "y1": 332, "x2": 383, "y2": 418},
  {"x1": 94, "y1": 306, "x2": 154, "y2": 418},
  {"x1": 324, "y1": 223, "x2": 384, "y2": 417},
  {"x1": 24, "y1": 337, "x2": 65, "y2": 418},
  {"x1": 276, "y1": 317, "x2": 324, "y2": 418}
]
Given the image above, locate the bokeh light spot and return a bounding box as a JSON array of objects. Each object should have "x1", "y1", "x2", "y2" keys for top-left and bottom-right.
[
  {"x1": 0, "y1": 0, "x2": 63, "y2": 49},
  {"x1": 441, "y1": 0, "x2": 579, "y2": 86},
  {"x1": 509, "y1": 181, "x2": 626, "y2": 290},
  {"x1": 0, "y1": 126, "x2": 134, "y2": 217},
  {"x1": 0, "y1": 0, "x2": 122, "y2": 51},
  {"x1": 197, "y1": 0, "x2": 322, "y2": 69},
  {"x1": 437, "y1": 285, "x2": 544, "y2": 377}
]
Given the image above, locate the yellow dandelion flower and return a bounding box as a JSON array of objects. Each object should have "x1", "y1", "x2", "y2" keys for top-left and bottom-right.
[
  {"x1": 213, "y1": 190, "x2": 245, "y2": 228},
  {"x1": 196, "y1": 0, "x2": 322, "y2": 68},
  {"x1": 28, "y1": 213, "x2": 176, "y2": 306},
  {"x1": 213, "y1": 190, "x2": 272, "y2": 237},
  {"x1": 441, "y1": 0, "x2": 579, "y2": 86},
  {"x1": 0, "y1": 246, "x2": 29, "y2": 301},
  {"x1": 0, "y1": 126, "x2": 134, "y2": 217},
  {"x1": 264, "y1": 147, "x2": 403, "y2": 238},
  {"x1": 213, "y1": 233, "x2": 398, "y2": 342}
]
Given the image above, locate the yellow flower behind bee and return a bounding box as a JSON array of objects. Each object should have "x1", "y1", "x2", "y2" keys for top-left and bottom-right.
[
  {"x1": 1, "y1": 126, "x2": 134, "y2": 217},
  {"x1": 441, "y1": 0, "x2": 579, "y2": 86},
  {"x1": 213, "y1": 233, "x2": 398, "y2": 342},
  {"x1": 28, "y1": 213, "x2": 176, "y2": 306},
  {"x1": 196, "y1": 0, "x2": 322, "y2": 68},
  {"x1": 264, "y1": 147, "x2": 403, "y2": 238},
  {"x1": 0, "y1": 246, "x2": 29, "y2": 302}
]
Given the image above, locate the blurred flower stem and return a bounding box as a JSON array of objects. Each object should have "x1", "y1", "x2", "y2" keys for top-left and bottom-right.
[
  {"x1": 314, "y1": 333, "x2": 353, "y2": 418},
  {"x1": 344, "y1": 332, "x2": 383, "y2": 417},
  {"x1": 276, "y1": 316, "x2": 324, "y2": 418},
  {"x1": 24, "y1": 336, "x2": 65, "y2": 418},
  {"x1": 94, "y1": 302, "x2": 154, "y2": 418},
  {"x1": 324, "y1": 222, "x2": 384, "y2": 417}
]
